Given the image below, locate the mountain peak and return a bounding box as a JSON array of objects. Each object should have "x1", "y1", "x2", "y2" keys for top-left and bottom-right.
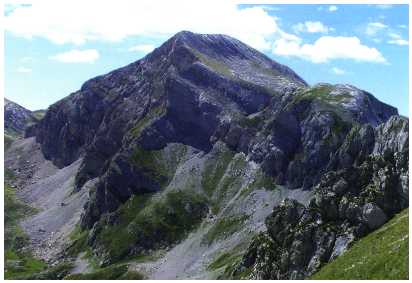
[{"x1": 154, "y1": 31, "x2": 308, "y2": 89}]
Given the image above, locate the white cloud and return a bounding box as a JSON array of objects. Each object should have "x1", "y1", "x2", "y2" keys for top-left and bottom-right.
[
  {"x1": 49, "y1": 49, "x2": 100, "y2": 63},
  {"x1": 4, "y1": 0, "x2": 285, "y2": 51},
  {"x1": 293, "y1": 21, "x2": 330, "y2": 34},
  {"x1": 365, "y1": 22, "x2": 387, "y2": 36},
  {"x1": 332, "y1": 67, "x2": 345, "y2": 75},
  {"x1": 387, "y1": 32, "x2": 408, "y2": 46},
  {"x1": 128, "y1": 44, "x2": 155, "y2": 53},
  {"x1": 329, "y1": 5, "x2": 338, "y2": 12},
  {"x1": 17, "y1": 66, "x2": 32, "y2": 73},
  {"x1": 257, "y1": 5, "x2": 281, "y2": 12},
  {"x1": 388, "y1": 39, "x2": 409, "y2": 46},
  {"x1": 364, "y1": 23, "x2": 408, "y2": 46},
  {"x1": 273, "y1": 36, "x2": 386, "y2": 64},
  {"x1": 398, "y1": 24, "x2": 407, "y2": 29}
]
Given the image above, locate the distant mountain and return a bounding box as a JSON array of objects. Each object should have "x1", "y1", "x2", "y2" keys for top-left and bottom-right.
[
  {"x1": 4, "y1": 98, "x2": 38, "y2": 137},
  {"x1": 12, "y1": 31, "x2": 408, "y2": 279}
]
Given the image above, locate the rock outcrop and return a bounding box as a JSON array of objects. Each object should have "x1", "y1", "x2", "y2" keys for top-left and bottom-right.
[{"x1": 234, "y1": 116, "x2": 408, "y2": 279}]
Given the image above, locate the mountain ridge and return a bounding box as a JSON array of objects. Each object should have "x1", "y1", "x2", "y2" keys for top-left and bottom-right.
[
  {"x1": 5, "y1": 31, "x2": 408, "y2": 280},
  {"x1": 27, "y1": 31, "x2": 401, "y2": 227}
]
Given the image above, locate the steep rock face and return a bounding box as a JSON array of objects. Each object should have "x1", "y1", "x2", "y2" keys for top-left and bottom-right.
[
  {"x1": 30, "y1": 31, "x2": 401, "y2": 239},
  {"x1": 4, "y1": 98, "x2": 38, "y2": 136},
  {"x1": 33, "y1": 31, "x2": 308, "y2": 171},
  {"x1": 31, "y1": 31, "x2": 308, "y2": 225},
  {"x1": 234, "y1": 116, "x2": 408, "y2": 279}
]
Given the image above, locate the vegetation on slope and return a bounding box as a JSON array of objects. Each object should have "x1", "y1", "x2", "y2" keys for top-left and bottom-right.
[
  {"x1": 32, "y1": 109, "x2": 47, "y2": 120},
  {"x1": 4, "y1": 178, "x2": 46, "y2": 280},
  {"x1": 4, "y1": 133, "x2": 16, "y2": 151},
  {"x1": 4, "y1": 172, "x2": 75, "y2": 279},
  {"x1": 87, "y1": 190, "x2": 208, "y2": 264},
  {"x1": 311, "y1": 209, "x2": 409, "y2": 280}
]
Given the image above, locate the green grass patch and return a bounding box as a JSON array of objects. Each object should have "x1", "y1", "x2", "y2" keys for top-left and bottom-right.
[
  {"x1": 66, "y1": 225, "x2": 90, "y2": 257},
  {"x1": 4, "y1": 183, "x2": 48, "y2": 279},
  {"x1": 251, "y1": 170, "x2": 277, "y2": 191},
  {"x1": 5, "y1": 253, "x2": 48, "y2": 279},
  {"x1": 238, "y1": 170, "x2": 278, "y2": 199},
  {"x1": 130, "y1": 146, "x2": 169, "y2": 185},
  {"x1": 330, "y1": 111, "x2": 351, "y2": 134},
  {"x1": 5, "y1": 184, "x2": 36, "y2": 249},
  {"x1": 191, "y1": 49, "x2": 233, "y2": 77},
  {"x1": 208, "y1": 252, "x2": 241, "y2": 271},
  {"x1": 290, "y1": 85, "x2": 352, "y2": 107},
  {"x1": 5, "y1": 168, "x2": 16, "y2": 182},
  {"x1": 210, "y1": 154, "x2": 248, "y2": 214},
  {"x1": 32, "y1": 110, "x2": 46, "y2": 120},
  {"x1": 22, "y1": 261, "x2": 74, "y2": 280},
  {"x1": 311, "y1": 209, "x2": 409, "y2": 280},
  {"x1": 94, "y1": 190, "x2": 208, "y2": 264},
  {"x1": 202, "y1": 215, "x2": 248, "y2": 245},
  {"x1": 202, "y1": 147, "x2": 235, "y2": 197},
  {"x1": 130, "y1": 105, "x2": 165, "y2": 137}
]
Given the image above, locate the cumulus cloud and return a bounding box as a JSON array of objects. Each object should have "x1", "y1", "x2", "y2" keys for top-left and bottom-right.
[
  {"x1": 128, "y1": 44, "x2": 155, "y2": 53},
  {"x1": 332, "y1": 67, "x2": 345, "y2": 75},
  {"x1": 329, "y1": 5, "x2": 338, "y2": 12},
  {"x1": 273, "y1": 36, "x2": 386, "y2": 63},
  {"x1": 293, "y1": 21, "x2": 331, "y2": 34},
  {"x1": 17, "y1": 66, "x2": 32, "y2": 73},
  {"x1": 4, "y1": 0, "x2": 284, "y2": 51},
  {"x1": 49, "y1": 49, "x2": 100, "y2": 63}
]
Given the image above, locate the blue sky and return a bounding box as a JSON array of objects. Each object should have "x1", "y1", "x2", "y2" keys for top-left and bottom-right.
[{"x1": 4, "y1": 2, "x2": 409, "y2": 115}]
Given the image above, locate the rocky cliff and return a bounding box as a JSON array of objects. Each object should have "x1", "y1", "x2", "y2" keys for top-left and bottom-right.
[
  {"x1": 22, "y1": 31, "x2": 407, "y2": 279},
  {"x1": 233, "y1": 116, "x2": 408, "y2": 279}
]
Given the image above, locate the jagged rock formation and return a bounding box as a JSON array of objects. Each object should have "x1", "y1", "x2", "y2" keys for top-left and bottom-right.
[
  {"x1": 233, "y1": 116, "x2": 408, "y2": 279},
  {"x1": 4, "y1": 98, "x2": 39, "y2": 137},
  {"x1": 20, "y1": 31, "x2": 407, "y2": 279}
]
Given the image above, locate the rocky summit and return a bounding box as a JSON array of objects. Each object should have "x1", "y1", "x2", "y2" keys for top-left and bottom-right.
[{"x1": 5, "y1": 31, "x2": 408, "y2": 280}]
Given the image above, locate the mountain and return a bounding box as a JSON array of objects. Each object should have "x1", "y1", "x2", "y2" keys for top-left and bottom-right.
[
  {"x1": 4, "y1": 98, "x2": 43, "y2": 150},
  {"x1": 5, "y1": 31, "x2": 408, "y2": 280},
  {"x1": 4, "y1": 98, "x2": 39, "y2": 137}
]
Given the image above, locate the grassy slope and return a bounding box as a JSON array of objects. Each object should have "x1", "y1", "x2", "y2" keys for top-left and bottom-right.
[
  {"x1": 4, "y1": 183, "x2": 47, "y2": 279},
  {"x1": 311, "y1": 209, "x2": 409, "y2": 280},
  {"x1": 4, "y1": 171, "x2": 75, "y2": 279}
]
